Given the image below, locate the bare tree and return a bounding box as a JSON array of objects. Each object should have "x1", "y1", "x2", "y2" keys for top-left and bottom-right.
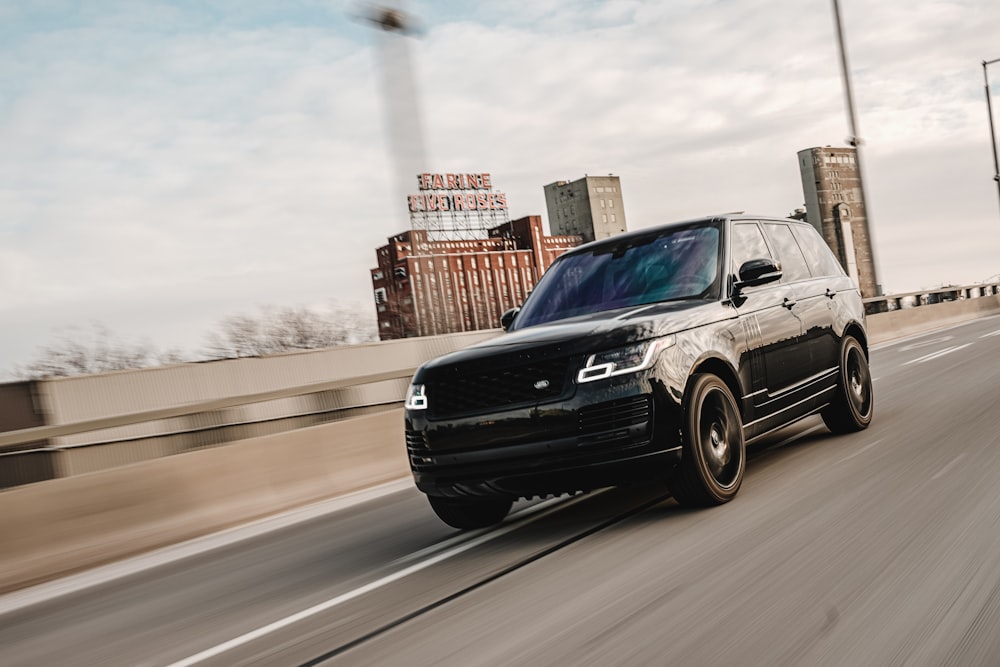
[
  {"x1": 16, "y1": 324, "x2": 179, "y2": 380},
  {"x1": 204, "y1": 303, "x2": 377, "y2": 359},
  {"x1": 12, "y1": 303, "x2": 377, "y2": 379}
]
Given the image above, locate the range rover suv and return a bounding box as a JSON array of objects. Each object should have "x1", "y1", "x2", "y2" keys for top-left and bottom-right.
[{"x1": 405, "y1": 214, "x2": 873, "y2": 529}]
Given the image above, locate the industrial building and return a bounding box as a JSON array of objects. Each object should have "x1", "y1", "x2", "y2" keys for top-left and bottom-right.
[
  {"x1": 544, "y1": 174, "x2": 627, "y2": 243},
  {"x1": 371, "y1": 217, "x2": 581, "y2": 339},
  {"x1": 797, "y1": 146, "x2": 879, "y2": 298}
]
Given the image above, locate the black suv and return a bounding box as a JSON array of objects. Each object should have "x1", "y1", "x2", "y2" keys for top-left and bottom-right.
[{"x1": 405, "y1": 214, "x2": 873, "y2": 529}]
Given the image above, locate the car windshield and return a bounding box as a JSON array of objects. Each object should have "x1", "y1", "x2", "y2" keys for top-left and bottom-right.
[{"x1": 513, "y1": 222, "x2": 723, "y2": 329}]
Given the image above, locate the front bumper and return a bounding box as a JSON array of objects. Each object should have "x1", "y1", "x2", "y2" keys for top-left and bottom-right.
[{"x1": 406, "y1": 373, "x2": 684, "y2": 499}]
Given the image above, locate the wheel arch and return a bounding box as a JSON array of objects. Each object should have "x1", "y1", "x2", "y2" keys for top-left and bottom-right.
[
  {"x1": 843, "y1": 321, "x2": 869, "y2": 358},
  {"x1": 686, "y1": 355, "x2": 745, "y2": 421}
]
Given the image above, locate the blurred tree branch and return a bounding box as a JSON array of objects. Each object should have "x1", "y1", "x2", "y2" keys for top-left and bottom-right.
[{"x1": 16, "y1": 324, "x2": 183, "y2": 380}]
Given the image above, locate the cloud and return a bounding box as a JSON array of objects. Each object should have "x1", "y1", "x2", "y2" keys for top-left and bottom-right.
[{"x1": 2, "y1": 0, "x2": 999, "y2": 377}]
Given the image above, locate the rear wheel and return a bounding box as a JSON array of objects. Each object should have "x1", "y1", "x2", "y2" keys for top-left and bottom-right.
[
  {"x1": 669, "y1": 373, "x2": 745, "y2": 507},
  {"x1": 427, "y1": 495, "x2": 513, "y2": 530},
  {"x1": 822, "y1": 335, "x2": 873, "y2": 434}
]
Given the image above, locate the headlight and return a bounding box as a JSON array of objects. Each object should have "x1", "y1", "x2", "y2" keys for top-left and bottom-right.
[
  {"x1": 405, "y1": 383, "x2": 428, "y2": 410},
  {"x1": 577, "y1": 337, "x2": 674, "y2": 384}
]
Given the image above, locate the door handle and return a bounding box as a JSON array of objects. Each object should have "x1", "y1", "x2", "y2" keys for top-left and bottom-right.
[{"x1": 782, "y1": 297, "x2": 796, "y2": 309}]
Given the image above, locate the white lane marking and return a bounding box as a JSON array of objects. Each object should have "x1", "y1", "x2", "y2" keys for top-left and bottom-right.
[
  {"x1": 902, "y1": 343, "x2": 973, "y2": 366},
  {"x1": 980, "y1": 329, "x2": 1000, "y2": 338},
  {"x1": 871, "y1": 314, "x2": 1000, "y2": 351},
  {"x1": 837, "y1": 439, "x2": 882, "y2": 464},
  {"x1": 931, "y1": 453, "x2": 967, "y2": 481},
  {"x1": 872, "y1": 376, "x2": 881, "y2": 383},
  {"x1": 0, "y1": 478, "x2": 415, "y2": 616},
  {"x1": 165, "y1": 493, "x2": 591, "y2": 667},
  {"x1": 899, "y1": 336, "x2": 954, "y2": 352}
]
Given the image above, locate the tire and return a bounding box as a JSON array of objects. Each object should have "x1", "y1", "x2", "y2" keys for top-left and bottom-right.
[
  {"x1": 822, "y1": 335, "x2": 873, "y2": 434},
  {"x1": 669, "y1": 373, "x2": 746, "y2": 507},
  {"x1": 427, "y1": 495, "x2": 513, "y2": 530}
]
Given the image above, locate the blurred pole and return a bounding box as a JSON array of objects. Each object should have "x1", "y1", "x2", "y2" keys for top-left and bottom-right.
[
  {"x1": 831, "y1": 0, "x2": 882, "y2": 296},
  {"x1": 365, "y1": 4, "x2": 428, "y2": 229},
  {"x1": 983, "y1": 58, "x2": 1000, "y2": 215}
]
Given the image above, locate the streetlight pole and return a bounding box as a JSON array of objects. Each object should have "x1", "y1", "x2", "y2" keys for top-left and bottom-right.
[
  {"x1": 831, "y1": 0, "x2": 882, "y2": 297},
  {"x1": 982, "y1": 58, "x2": 1000, "y2": 215}
]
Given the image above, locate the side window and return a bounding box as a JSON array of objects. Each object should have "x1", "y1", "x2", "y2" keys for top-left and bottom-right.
[
  {"x1": 790, "y1": 225, "x2": 845, "y2": 278},
  {"x1": 763, "y1": 223, "x2": 811, "y2": 283},
  {"x1": 731, "y1": 222, "x2": 772, "y2": 274}
]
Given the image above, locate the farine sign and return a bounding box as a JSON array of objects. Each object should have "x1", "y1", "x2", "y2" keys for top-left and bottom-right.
[{"x1": 408, "y1": 172, "x2": 508, "y2": 213}]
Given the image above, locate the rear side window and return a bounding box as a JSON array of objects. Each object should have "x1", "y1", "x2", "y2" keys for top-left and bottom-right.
[
  {"x1": 763, "y1": 223, "x2": 811, "y2": 283},
  {"x1": 790, "y1": 225, "x2": 845, "y2": 278}
]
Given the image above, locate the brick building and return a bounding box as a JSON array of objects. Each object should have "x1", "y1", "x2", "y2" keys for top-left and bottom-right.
[{"x1": 371, "y1": 216, "x2": 581, "y2": 339}]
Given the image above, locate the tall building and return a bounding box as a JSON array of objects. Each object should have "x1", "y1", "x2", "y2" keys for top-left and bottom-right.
[
  {"x1": 371, "y1": 216, "x2": 581, "y2": 339},
  {"x1": 797, "y1": 146, "x2": 879, "y2": 298},
  {"x1": 544, "y1": 174, "x2": 627, "y2": 243}
]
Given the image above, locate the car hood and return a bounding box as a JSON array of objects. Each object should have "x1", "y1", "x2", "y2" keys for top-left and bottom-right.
[{"x1": 417, "y1": 299, "x2": 735, "y2": 374}]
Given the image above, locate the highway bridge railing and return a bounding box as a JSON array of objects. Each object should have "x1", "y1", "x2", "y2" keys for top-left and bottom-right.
[{"x1": 863, "y1": 281, "x2": 1000, "y2": 313}]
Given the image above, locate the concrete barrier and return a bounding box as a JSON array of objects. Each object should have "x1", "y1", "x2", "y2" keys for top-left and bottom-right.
[
  {"x1": 5, "y1": 301, "x2": 1000, "y2": 594},
  {"x1": 867, "y1": 294, "x2": 1000, "y2": 343},
  {"x1": 0, "y1": 409, "x2": 407, "y2": 594}
]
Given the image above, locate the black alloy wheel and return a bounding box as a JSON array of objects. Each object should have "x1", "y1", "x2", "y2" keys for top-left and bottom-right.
[
  {"x1": 670, "y1": 373, "x2": 746, "y2": 507},
  {"x1": 822, "y1": 335, "x2": 873, "y2": 433}
]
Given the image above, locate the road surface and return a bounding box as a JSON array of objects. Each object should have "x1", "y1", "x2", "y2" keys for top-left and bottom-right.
[{"x1": 2, "y1": 316, "x2": 1000, "y2": 666}]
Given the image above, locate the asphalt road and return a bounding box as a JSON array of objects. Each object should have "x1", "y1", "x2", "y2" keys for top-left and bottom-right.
[{"x1": 2, "y1": 316, "x2": 1000, "y2": 666}]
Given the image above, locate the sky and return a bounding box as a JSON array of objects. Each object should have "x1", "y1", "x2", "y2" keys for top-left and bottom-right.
[{"x1": 2, "y1": 0, "x2": 999, "y2": 378}]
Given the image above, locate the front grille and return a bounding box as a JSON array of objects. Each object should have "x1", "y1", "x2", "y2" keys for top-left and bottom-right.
[
  {"x1": 578, "y1": 396, "x2": 651, "y2": 435},
  {"x1": 427, "y1": 357, "x2": 570, "y2": 418}
]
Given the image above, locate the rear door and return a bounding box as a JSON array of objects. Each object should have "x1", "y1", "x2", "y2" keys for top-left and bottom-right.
[
  {"x1": 762, "y1": 221, "x2": 838, "y2": 391},
  {"x1": 789, "y1": 223, "x2": 850, "y2": 374}
]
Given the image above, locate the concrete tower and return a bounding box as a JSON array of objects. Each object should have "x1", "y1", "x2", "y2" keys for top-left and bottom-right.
[{"x1": 798, "y1": 146, "x2": 878, "y2": 298}]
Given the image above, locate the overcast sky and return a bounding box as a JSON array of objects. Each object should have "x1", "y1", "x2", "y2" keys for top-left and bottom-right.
[{"x1": 2, "y1": 0, "x2": 999, "y2": 378}]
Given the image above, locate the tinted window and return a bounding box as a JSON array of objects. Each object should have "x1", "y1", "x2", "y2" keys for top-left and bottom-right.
[
  {"x1": 764, "y1": 223, "x2": 811, "y2": 283},
  {"x1": 731, "y1": 222, "x2": 772, "y2": 274},
  {"x1": 514, "y1": 223, "x2": 722, "y2": 329},
  {"x1": 790, "y1": 225, "x2": 844, "y2": 278}
]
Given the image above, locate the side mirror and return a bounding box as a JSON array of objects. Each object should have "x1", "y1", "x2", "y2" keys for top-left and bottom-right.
[
  {"x1": 500, "y1": 307, "x2": 520, "y2": 331},
  {"x1": 735, "y1": 258, "x2": 782, "y2": 290}
]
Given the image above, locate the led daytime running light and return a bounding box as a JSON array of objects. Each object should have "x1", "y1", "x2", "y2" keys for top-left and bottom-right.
[{"x1": 405, "y1": 383, "x2": 428, "y2": 410}]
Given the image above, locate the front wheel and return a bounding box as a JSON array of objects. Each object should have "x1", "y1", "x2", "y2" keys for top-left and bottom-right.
[
  {"x1": 427, "y1": 495, "x2": 513, "y2": 530},
  {"x1": 669, "y1": 373, "x2": 746, "y2": 507},
  {"x1": 822, "y1": 335, "x2": 873, "y2": 434}
]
